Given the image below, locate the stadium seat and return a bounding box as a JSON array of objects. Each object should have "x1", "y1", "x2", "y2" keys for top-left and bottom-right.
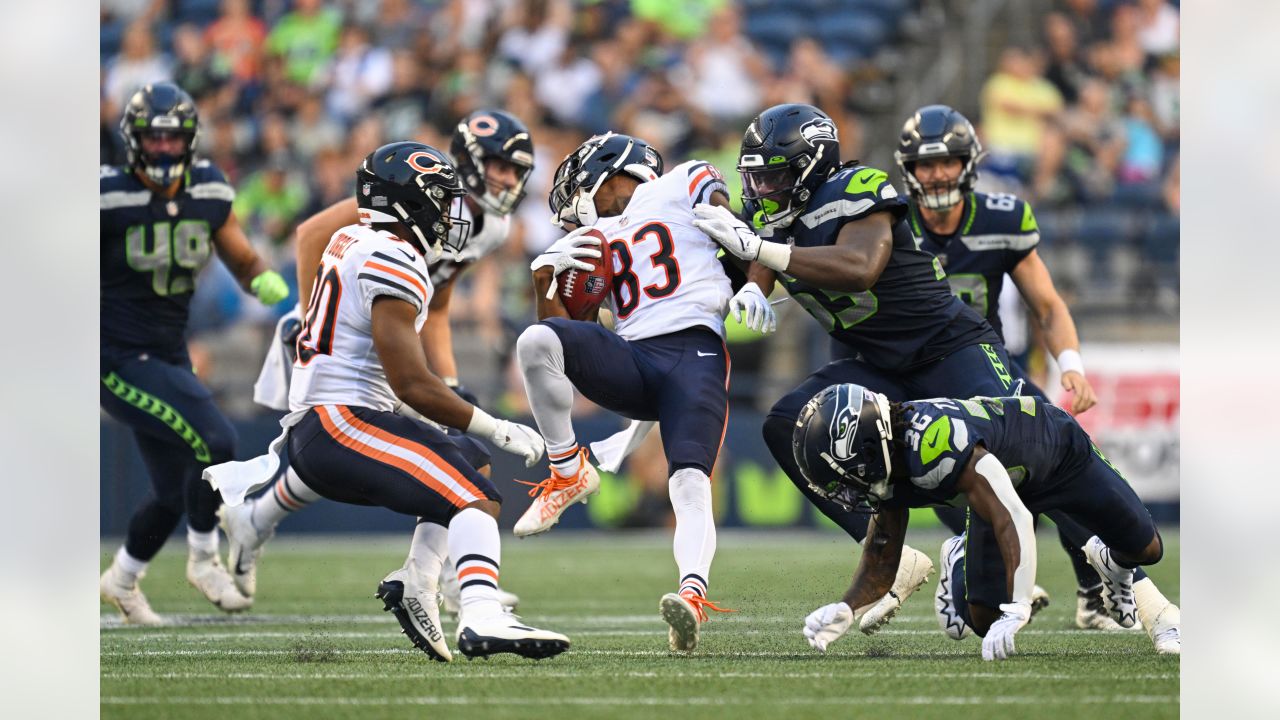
[
  {"x1": 1074, "y1": 206, "x2": 1137, "y2": 264},
  {"x1": 100, "y1": 21, "x2": 125, "y2": 61},
  {"x1": 743, "y1": 12, "x2": 810, "y2": 49},
  {"x1": 1141, "y1": 212, "x2": 1180, "y2": 265},
  {"x1": 172, "y1": 0, "x2": 224, "y2": 25},
  {"x1": 813, "y1": 11, "x2": 890, "y2": 51}
]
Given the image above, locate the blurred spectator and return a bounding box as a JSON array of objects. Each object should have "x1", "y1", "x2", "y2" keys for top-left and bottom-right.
[
  {"x1": 205, "y1": 0, "x2": 268, "y2": 83},
  {"x1": 373, "y1": 50, "x2": 434, "y2": 141},
  {"x1": 631, "y1": 0, "x2": 726, "y2": 41},
  {"x1": 232, "y1": 153, "x2": 310, "y2": 248},
  {"x1": 370, "y1": 0, "x2": 432, "y2": 51},
  {"x1": 533, "y1": 44, "x2": 603, "y2": 128},
  {"x1": 497, "y1": 0, "x2": 572, "y2": 76},
  {"x1": 1134, "y1": 0, "x2": 1179, "y2": 57},
  {"x1": 1043, "y1": 12, "x2": 1088, "y2": 105},
  {"x1": 1162, "y1": 153, "x2": 1179, "y2": 215},
  {"x1": 1118, "y1": 94, "x2": 1163, "y2": 186},
  {"x1": 615, "y1": 68, "x2": 701, "y2": 158},
  {"x1": 1105, "y1": 4, "x2": 1149, "y2": 85},
  {"x1": 325, "y1": 24, "x2": 394, "y2": 124},
  {"x1": 1036, "y1": 78, "x2": 1125, "y2": 203},
  {"x1": 979, "y1": 46, "x2": 1064, "y2": 184},
  {"x1": 103, "y1": 21, "x2": 172, "y2": 112},
  {"x1": 1057, "y1": 0, "x2": 1106, "y2": 46},
  {"x1": 578, "y1": 41, "x2": 643, "y2": 135},
  {"x1": 300, "y1": 147, "x2": 353, "y2": 219},
  {"x1": 172, "y1": 24, "x2": 229, "y2": 100},
  {"x1": 102, "y1": 0, "x2": 163, "y2": 24},
  {"x1": 680, "y1": 3, "x2": 767, "y2": 125},
  {"x1": 1148, "y1": 51, "x2": 1179, "y2": 146},
  {"x1": 266, "y1": 0, "x2": 342, "y2": 88},
  {"x1": 290, "y1": 94, "x2": 345, "y2": 164}
]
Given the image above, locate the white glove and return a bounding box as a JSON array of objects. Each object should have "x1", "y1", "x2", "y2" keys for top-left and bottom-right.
[
  {"x1": 728, "y1": 282, "x2": 777, "y2": 334},
  {"x1": 981, "y1": 601, "x2": 1031, "y2": 661},
  {"x1": 488, "y1": 419, "x2": 545, "y2": 468},
  {"x1": 692, "y1": 203, "x2": 762, "y2": 261},
  {"x1": 530, "y1": 226, "x2": 605, "y2": 299},
  {"x1": 802, "y1": 602, "x2": 854, "y2": 652}
]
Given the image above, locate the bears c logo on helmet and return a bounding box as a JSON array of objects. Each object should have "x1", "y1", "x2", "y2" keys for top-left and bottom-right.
[
  {"x1": 468, "y1": 114, "x2": 499, "y2": 138},
  {"x1": 406, "y1": 151, "x2": 447, "y2": 174}
]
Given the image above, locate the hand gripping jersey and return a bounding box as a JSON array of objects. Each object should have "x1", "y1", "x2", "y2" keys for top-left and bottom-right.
[
  {"x1": 761, "y1": 165, "x2": 999, "y2": 370},
  {"x1": 289, "y1": 224, "x2": 433, "y2": 413},
  {"x1": 428, "y1": 199, "x2": 512, "y2": 287},
  {"x1": 910, "y1": 192, "x2": 1040, "y2": 341},
  {"x1": 592, "y1": 160, "x2": 734, "y2": 342},
  {"x1": 100, "y1": 161, "x2": 235, "y2": 357},
  {"x1": 887, "y1": 395, "x2": 1094, "y2": 509}
]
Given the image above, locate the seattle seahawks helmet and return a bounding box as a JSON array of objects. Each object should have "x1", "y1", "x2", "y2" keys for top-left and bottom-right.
[
  {"x1": 548, "y1": 132, "x2": 663, "y2": 228},
  {"x1": 356, "y1": 141, "x2": 471, "y2": 262},
  {"x1": 792, "y1": 383, "x2": 895, "y2": 510},
  {"x1": 120, "y1": 82, "x2": 200, "y2": 186},
  {"x1": 895, "y1": 105, "x2": 984, "y2": 210},
  {"x1": 450, "y1": 109, "x2": 535, "y2": 216},
  {"x1": 738, "y1": 103, "x2": 841, "y2": 230}
]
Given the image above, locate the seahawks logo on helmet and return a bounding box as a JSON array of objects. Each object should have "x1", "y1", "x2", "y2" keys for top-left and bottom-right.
[
  {"x1": 799, "y1": 118, "x2": 837, "y2": 147},
  {"x1": 828, "y1": 388, "x2": 861, "y2": 463}
]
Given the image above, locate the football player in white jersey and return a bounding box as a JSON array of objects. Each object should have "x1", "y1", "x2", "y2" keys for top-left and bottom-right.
[
  {"x1": 512, "y1": 133, "x2": 778, "y2": 652},
  {"x1": 221, "y1": 111, "x2": 533, "y2": 623},
  {"x1": 208, "y1": 142, "x2": 568, "y2": 661}
]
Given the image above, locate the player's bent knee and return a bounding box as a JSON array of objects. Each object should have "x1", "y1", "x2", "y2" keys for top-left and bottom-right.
[
  {"x1": 669, "y1": 467, "x2": 711, "y2": 511},
  {"x1": 460, "y1": 499, "x2": 501, "y2": 520},
  {"x1": 515, "y1": 323, "x2": 562, "y2": 372}
]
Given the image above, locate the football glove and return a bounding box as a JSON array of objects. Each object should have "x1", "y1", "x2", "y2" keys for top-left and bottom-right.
[
  {"x1": 727, "y1": 282, "x2": 777, "y2": 334},
  {"x1": 802, "y1": 601, "x2": 854, "y2": 652},
  {"x1": 692, "y1": 204, "x2": 791, "y2": 271},
  {"x1": 251, "y1": 270, "x2": 290, "y2": 305},
  {"x1": 981, "y1": 601, "x2": 1032, "y2": 661},
  {"x1": 487, "y1": 419, "x2": 545, "y2": 468},
  {"x1": 531, "y1": 226, "x2": 604, "y2": 299}
]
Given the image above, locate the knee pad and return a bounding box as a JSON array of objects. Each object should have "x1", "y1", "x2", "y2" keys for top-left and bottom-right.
[
  {"x1": 669, "y1": 467, "x2": 711, "y2": 512},
  {"x1": 515, "y1": 323, "x2": 564, "y2": 373}
]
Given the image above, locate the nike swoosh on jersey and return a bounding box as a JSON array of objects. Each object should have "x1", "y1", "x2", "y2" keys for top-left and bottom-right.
[{"x1": 397, "y1": 247, "x2": 415, "y2": 261}]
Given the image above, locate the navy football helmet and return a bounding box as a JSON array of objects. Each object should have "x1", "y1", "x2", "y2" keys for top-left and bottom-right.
[
  {"x1": 792, "y1": 383, "x2": 895, "y2": 510},
  {"x1": 120, "y1": 82, "x2": 200, "y2": 186},
  {"x1": 738, "y1": 103, "x2": 841, "y2": 230},
  {"x1": 356, "y1": 142, "x2": 470, "y2": 261},
  {"x1": 548, "y1": 132, "x2": 663, "y2": 228},
  {"x1": 895, "y1": 105, "x2": 984, "y2": 210},
  {"x1": 450, "y1": 109, "x2": 535, "y2": 216}
]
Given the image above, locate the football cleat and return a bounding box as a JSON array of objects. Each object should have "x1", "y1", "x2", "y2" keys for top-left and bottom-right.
[
  {"x1": 1076, "y1": 585, "x2": 1126, "y2": 630},
  {"x1": 935, "y1": 535, "x2": 971, "y2": 640},
  {"x1": 859, "y1": 545, "x2": 934, "y2": 634},
  {"x1": 100, "y1": 563, "x2": 163, "y2": 626},
  {"x1": 513, "y1": 449, "x2": 600, "y2": 537},
  {"x1": 187, "y1": 550, "x2": 252, "y2": 612},
  {"x1": 439, "y1": 564, "x2": 520, "y2": 617},
  {"x1": 660, "y1": 591, "x2": 735, "y2": 652},
  {"x1": 376, "y1": 568, "x2": 452, "y2": 662},
  {"x1": 219, "y1": 502, "x2": 272, "y2": 598},
  {"x1": 455, "y1": 611, "x2": 570, "y2": 660},
  {"x1": 1081, "y1": 536, "x2": 1137, "y2": 628},
  {"x1": 1147, "y1": 602, "x2": 1181, "y2": 655}
]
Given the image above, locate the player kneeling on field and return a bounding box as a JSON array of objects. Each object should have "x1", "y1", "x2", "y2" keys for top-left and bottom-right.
[
  {"x1": 205, "y1": 142, "x2": 568, "y2": 661},
  {"x1": 793, "y1": 385, "x2": 1180, "y2": 660}
]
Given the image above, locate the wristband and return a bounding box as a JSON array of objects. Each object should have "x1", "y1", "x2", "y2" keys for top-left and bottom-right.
[
  {"x1": 1056, "y1": 349, "x2": 1085, "y2": 377},
  {"x1": 442, "y1": 376, "x2": 460, "y2": 388},
  {"x1": 466, "y1": 405, "x2": 498, "y2": 438},
  {"x1": 756, "y1": 240, "x2": 792, "y2": 272}
]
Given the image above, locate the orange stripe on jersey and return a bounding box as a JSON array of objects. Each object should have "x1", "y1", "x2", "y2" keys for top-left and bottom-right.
[
  {"x1": 687, "y1": 168, "x2": 712, "y2": 197},
  {"x1": 314, "y1": 406, "x2": 480, "y2": 508},
  {"x1": 335, "y1": 405, "x2": 486, "y2": 501},
  {"x1": 457, "y1": 565, "x2": 499, "y2": 580},
  {"x1": 364, "y1": 261, "x2": 427, "y2": 299}
]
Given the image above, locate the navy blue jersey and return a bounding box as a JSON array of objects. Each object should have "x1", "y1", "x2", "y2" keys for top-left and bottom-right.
[
  {"x1": 886, "y1": 395, "x2": 1093, "y2": 509},
  {"x1": 909, "y1": 192, "x2": 1040, "y2": 340},
  {"x1": 763, "y1": 165, "x2": 998, "y2": 370},
  {"x1": 100, "y1": 161, "x2": 234, "y2": 356}
]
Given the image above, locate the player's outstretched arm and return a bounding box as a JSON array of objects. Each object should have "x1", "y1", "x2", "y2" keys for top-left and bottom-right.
[
  {"x1": 212, "y1": 210, "x2": 288, "y2": 305},
  {"x1": 422, "y1": 272, "x2": 462, "y2": 380},
  {"x1": 955, "y1": 447, "x2": 1037, "y2": 660},
  {"x1": 296, "y1": 198, "x2": 359, "y2": 307},
  {"x1": 842, "y1": 505, "x2": 909, "y2": 613},
  {"x1": 1009, "y1": 250, "x2": 1097, "y2": 413}
]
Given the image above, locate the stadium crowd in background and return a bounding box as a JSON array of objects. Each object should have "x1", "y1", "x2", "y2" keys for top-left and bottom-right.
[{"x1": 99, "y1": 0, "x2": 1179, "y2": 418}]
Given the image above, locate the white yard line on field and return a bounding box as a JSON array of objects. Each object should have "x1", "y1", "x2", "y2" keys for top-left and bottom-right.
[
  {"x1": 102, "y1": 670, "x2": 1180, "y2": 682},
  {"x1": 101, "y1": 694, "x2": 1178, "y2": 707}
]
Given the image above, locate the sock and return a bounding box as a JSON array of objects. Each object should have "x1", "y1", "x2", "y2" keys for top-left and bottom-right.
[
  {"x1": 187, "y1": 527, "x2": 218, "y2": 556},
  {"x1": 1134, "y1": 577, "x2": 1176, "y2": 629},
  {"x1": 447, "y1": 508, "x2": 503, "y2": 619},
  {"x1": 548, "y1": 445, "x2": 582, "y2": 477},
  {"x1": 407, "y1": 520, "x2": 448, "y2": 590},
  {"x1": 669, "y1": 468, "x2": 716, "y2": 599},
  {"x1": 516, "y1": 324, "x2": 578, "y2": 460},
  {"x1": 114, "y1": 546, "x2": 148, "y2": 584},
  {"x1": 250, "y1": 466, "x2": 320, "y2": 534}
]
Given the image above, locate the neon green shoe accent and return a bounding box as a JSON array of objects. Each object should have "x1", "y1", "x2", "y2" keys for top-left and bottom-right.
[
  {"x1": 920, "y1": 416, "x2": 953, "y2": 465},
  {"x1": 102, "y1": 372, "x2": 212, "y2": 462},
  {"x1": 845, "y1": 168, "x2": 888, "y2": 196}
]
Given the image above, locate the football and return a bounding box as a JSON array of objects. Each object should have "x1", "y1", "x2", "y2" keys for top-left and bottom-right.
[{"x1": 556, "y1": 228, "x2": 613, "y2": 320}]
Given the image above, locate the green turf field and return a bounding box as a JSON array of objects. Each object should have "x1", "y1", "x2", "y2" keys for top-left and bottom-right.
[{"x1": 101, "y1": 529, "x2": 1179, "y2": 719}]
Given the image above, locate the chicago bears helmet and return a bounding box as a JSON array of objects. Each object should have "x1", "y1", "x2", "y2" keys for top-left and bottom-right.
[
  {"x1": 120, "y1": 82, "x2": 200, "y2": 186},
  {"x1": 738, "y1": 103, "x2": 841, "y2": 230},
  {"x1": 548, "y1": 132, "x2": 663, "y2": 228},
  {"x1": 792, "y1": 383, "x2": 896, "y2": 510},
  {"x1": 895, "y1": 105, "x2": 984, "y2": 210},
  {"x1": 356, "y1": 142, "x2": 471, "y2": 261},
  {"x1": 450, "y1": 109, "x2": 535, "y2": 216}
]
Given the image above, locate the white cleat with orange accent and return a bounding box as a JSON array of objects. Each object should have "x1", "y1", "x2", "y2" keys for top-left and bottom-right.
[{"x1": 513, "y1": 449, "x2": 600, "y2": 537}]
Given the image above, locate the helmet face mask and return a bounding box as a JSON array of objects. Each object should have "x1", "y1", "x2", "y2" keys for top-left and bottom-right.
[
  {"x1": 548, "y1": 132, "x2": 663, "y2": 228},
  {"x1": 357, "y1": 142, "x2": 471, "y2": 262},
  {"x1": 738, "y1": 104, "x2": 840, "y2": 230},
  {"x1": 120, "y1": 83, "x2": 200, "y2": 186},
  {"x1": 792, "y1": 384, "x2": 896, "y2": 511},
  {"x1": 895, "y1": 105, "x2": 984, "y2": 211},
  {"x1": 451, "y1": 110, "x2": 535, "y2": 216}
]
